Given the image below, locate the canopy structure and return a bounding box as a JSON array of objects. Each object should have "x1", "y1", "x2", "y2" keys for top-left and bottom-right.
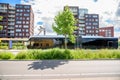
[{"x1": 28, "y1": 35, "x2": 118, "y2": 49}]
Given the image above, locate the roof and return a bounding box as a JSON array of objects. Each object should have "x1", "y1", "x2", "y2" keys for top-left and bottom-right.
[
  {"x1": 29, "y1": 35, "x2": 65, "y2": 39},
  {"x1": 30, "y1": 35, "x2": 118, "y2": 39}
]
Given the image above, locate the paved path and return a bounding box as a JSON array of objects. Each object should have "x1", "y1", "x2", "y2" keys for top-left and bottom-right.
[
  {"x1": 0, "y1": 60, "x2": 120, "y2": 80},
  {"x1": 0, "y1": 50, "x2": 23, "y2": 54}
]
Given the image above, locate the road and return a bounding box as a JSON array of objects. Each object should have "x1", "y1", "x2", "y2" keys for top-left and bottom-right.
[{"x1": 0, "y1": 60, "x2": 120, "y2": 80}]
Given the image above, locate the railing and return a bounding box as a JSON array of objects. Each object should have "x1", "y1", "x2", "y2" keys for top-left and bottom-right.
[
  {"x1": 9, "y1": 11, "x2": 15, "y2": 13},
  {"x1": 8, "y1": 23, "x2": 15, "y2": 25},
  {"x1": 8, "y1": 15, "x2": 15, "y2": 17},
  {"x1": 8, "y1": 19, "x2": 15, "y2": 21},
  {"x1": 8, "y1": 31, "x2": 14, "y2": 33},
  {"x1": 8, "y1": 27, "x2": 14, "y2": 29}
]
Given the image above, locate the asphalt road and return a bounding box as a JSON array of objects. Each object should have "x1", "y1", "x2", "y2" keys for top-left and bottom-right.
[{"x1": 0, "y1": 60, "x2": 120, "y2": 80}]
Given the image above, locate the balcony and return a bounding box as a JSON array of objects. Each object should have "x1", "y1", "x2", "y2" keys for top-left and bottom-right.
[
  {"x1": 8, "y1": 19, "x2": 15, "y2": 21},
  {"x1": 0, "y1": 7, "x2": 7, "y2": 9},
  {"x1": 8, "y1": 23, "x2": 15, "y2": 25},
  {"x1": 79, "y1": 17, "x2": 85, "y2": 19},
  {"x1": 79, "y1": 21, "x2": 85, "y2": 23},
  {"x1": 8, "y1": 31, "x2": 14, "y2": 33},
  {"x1": 8, "y1": 27, "x2": 14, "y2": 29},
  {"x1": 9, "y1": 11, "x2": 15, "y2": 13},
  {"x1": 8, "y1": 15, "x2": 15, "y2": 17},
  {"x1": 9, "y1": 7, "x2": 15, "y2": 10},
  {"x1": 79, "y1": 24, "x2": 85, "y2": 27},
  {"x1": 0, "y1": 10, "x2": 7, "y2": 13}
]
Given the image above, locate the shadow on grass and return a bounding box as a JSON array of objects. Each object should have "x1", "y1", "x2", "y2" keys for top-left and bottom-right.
[{"x1": 28, "y1": 60, "x2": 69, "y2": 70}]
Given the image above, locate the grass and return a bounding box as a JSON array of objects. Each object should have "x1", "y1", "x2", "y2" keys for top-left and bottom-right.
[
  {"x1": 0, "y1": 51, "x2": 14, "y2": 60},
  {"x1": 0, "y1": 48, "x2": 120, "y2": 60}
]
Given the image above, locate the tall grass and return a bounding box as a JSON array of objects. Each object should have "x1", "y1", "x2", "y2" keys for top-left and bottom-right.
[
  {"x1": 0, "y1": 51, "x2": 14, "y2": 60},
  {"x1": 0, "y1": 48, "x2": 120, "y2": 60}
]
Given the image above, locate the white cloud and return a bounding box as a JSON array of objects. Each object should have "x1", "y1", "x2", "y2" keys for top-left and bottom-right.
[{"x1": 21, "y1": 0, "x2": 120, "y2": 37}]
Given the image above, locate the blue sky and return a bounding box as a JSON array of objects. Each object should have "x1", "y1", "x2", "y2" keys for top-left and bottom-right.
[{"x1": 0, "y1": 0, "x2": 20, "y2": 6}]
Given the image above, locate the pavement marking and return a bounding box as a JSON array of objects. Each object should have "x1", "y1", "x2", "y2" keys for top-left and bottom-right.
[{"x1": 0, "y1": 72, "x2": 120, "y2": 77}]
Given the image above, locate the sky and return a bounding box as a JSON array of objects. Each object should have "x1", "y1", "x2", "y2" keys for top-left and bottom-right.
[{"x1": 0, "y1": 0, "x2": 120, "y2": 37}]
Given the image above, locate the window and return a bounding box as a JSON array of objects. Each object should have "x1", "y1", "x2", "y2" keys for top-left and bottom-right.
[
  {"x1": 22, "y1": 29, "x2": 25, "y2": 32},
  {"x1": 23, "y1": 21, "x2": 25, "y2": 24},
  {"x1": 93, "y1": 23, "x2": 98, "y2": 25},
  {"x1": 24, "y1": 6, "x2": 30, "y2": 9},
  {"x1": 20, "y1": 17, "x2": 22, "y2": 20},
  {"x1": 23, "y1": 25, "x2": 29, "y2": 28},
  {"x1": 19, "y1": 25, "x2": 22, "y2": 28},
  {"x1": 92, "y1": 19, "x2": 94, "y2": 21},
  {"x1": 89, "y1": 19, "x2": 91, "y2": 21},
  {"x1": 86, "y1": 26, "x2": 91, "y2": 29},
  {"x1": 19, "y1": 33, "x2": 22, "y2": 36},
  {"x1": 16, "y1": 5, "x2": 23, "y2": 8},
  {"x1": 23, "y1": 17, "x2": 25, "y2": 20},
  {"x1": 16, "y1": 29, "x2": 21, "y2": 32},
  {"x1": 16, "y1": 9, "x2": 20, "y2": 12},
  {"x1": 24, "y1": 13, "x2": 29, "y2": 16},
  {"x1": 86, "y1": 19, "x2": 88, "y2": 21},
  {"x1": 85, "y1": 15, "x2": 88, "y2": 17},
  {"x1": 92, "y1": 15, "x2": 98, "y2": 18},
  {"x1": 95, "y1": 19, "x2": 98, "y2": 21},
  {"x1": 86, "y1": 30, "x2": 88, "y2": 33},
  {"x1": 16, "y1": 21, "x2": 22, "y2": 24},
  {"x1": 20, "y1": 9, "x2": 23, "y2": 12},
  {"x1": 26, "y1": 29, "x2": 28, "y2": 32},
  {"x1": 96, "y1": 30, "x2": 98, "y2": 33},
  {"x1": 15, "y1": 25, "x2": 18, "y2": 28},
  {"x1": 89, "y1": 23, "x2": 91, "y2": 25},
  {"x1": 85, "y1": 23, "x2": 88, "y2": 25},
  {"x1": 16, "y1": 17, "x2": 19, "y2": 20},
  {"x1": 16, "y1": 33, "x2": 18, "y2": 36},
  {"x1": 26, "y1": 33, "x2": 29, "y2": 36},
  {"x1": 26, "y1": 17, "x2": 29, "y2": 20},
  {"x1": 26, "y1": 21, "x2": 29, "y2": 24},
  {"x1": 26, "y1": 10, "x2": 30, "y2": 12}
]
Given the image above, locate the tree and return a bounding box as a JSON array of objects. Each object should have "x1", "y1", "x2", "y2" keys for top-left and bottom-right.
[
  {"x1": 52, "y1": 6, "x2": 77, "y2": 49},
  {"x1": 0, "y1": 16, "x2": 3, "y2": 30}
]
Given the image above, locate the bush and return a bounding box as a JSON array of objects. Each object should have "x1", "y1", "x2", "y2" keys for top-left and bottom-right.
[
  {"x1": 0, "y1": 52, "x2": 14, "y2": 59},
  {"x1": 0, "y1": 46, "x2": 8, "y2": 49},
  {"x1": 15, "y1": 51, "x2": 28, "y2": 59}
]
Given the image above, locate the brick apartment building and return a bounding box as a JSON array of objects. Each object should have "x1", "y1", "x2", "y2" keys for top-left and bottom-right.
[
  {"x1": 0, "y1": 3, "x2": 34, "y2": 38},
  {"x1": 85, "y1": 14, "x2": 99, "y2": 36},
  {"x1": 66, "y1": 6, "x2": 99, "y2": 36},
  {"x1": 99, "y1": 26, "x2": 114, "y2": 37}
]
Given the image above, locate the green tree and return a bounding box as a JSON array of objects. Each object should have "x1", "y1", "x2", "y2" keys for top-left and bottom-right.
[
  {"x1": 52, "y1": 6, "x2": 77, "y2": 49},
  {"x1": 0, "y1": 16, "x2": 3, "y2": 30}
]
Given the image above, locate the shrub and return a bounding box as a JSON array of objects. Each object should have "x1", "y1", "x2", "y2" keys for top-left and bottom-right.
[
  {"x1": 0, "y1": 52, "x2": 14, "y2": 59},
  {"x1": 15, "y1": 51, "x2": 28, "y2": 59},
  {"x1": 0, "y1": 46, "x2": 8, "y2": 49}
]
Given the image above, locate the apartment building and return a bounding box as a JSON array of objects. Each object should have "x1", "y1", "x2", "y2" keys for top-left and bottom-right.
[
  {"x1": 85, "y1": 14, "x2": 99, "y2": 36},
  {"x1": 65, "y1": 6, "x2": 99, "y2": 36},
  {"x1": 67, "y1": 6, "x2": 79, "y2": 35},
  {"x1": 15, "y1": 4, "x2": 34, "y2": 38},
  {"x1": 0, "y1": 3, "x2": 34, "y2": 38},
  {"x1": 78, "y1": 8, "x2": 88, "y2": 36},
  {"x1": 99, "y1": 26, "x2": 114, "y2": 37},
  {"x1": 0, "y1": 3, "x2": 10, "y2": 38}
]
